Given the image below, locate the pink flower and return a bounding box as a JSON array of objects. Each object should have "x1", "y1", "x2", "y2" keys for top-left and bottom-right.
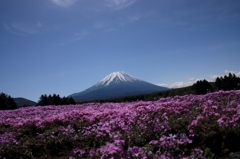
[
  {"x1": 73, "y1": 148, "x2": 85, "y2": 155},
  {"x1": 89, "y1": 149, "x2": 95, "y2": 157},
  {"x1": 99, "y1": 142, "x2": 122, "y2": 155},
  {"x1": 217, "y1": 118, "x2": 225, "y2": 126},
  {"x1": 167, "y1": 134, "x2": 176, "y2": 140},
  {"x1": 237, "y1": 105, "x2": 240, "y2": 114},
  {"x1": 149, "y1": 140, "x2": 159, "y2": 145},
  {"x1": 128, "y1": 146, "x2": 144, "y2": 157},
  {"x1": 79, "y1": 149, "x2": 86, "y2": 155},
  {"x1": 160, "y1": 135, "x2": 167, "y2": 142},
  {"x1": 114, "y1": 139, "x2": 125, "y2": 146},
  {"x1": 161, "y1": 140, "x2": 167, "y2": 147}
]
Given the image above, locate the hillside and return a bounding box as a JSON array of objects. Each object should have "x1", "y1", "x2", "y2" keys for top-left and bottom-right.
[{"x1": 14, "y1": 98, "x2": 37, "y2": 107}]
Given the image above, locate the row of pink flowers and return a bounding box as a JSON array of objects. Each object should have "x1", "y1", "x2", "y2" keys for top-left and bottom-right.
[{"x1": 1, "y1": 90, "x2": 240, "y2": 158}]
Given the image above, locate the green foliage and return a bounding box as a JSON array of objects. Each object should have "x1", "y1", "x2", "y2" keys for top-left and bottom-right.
[
  {"x1": 0, "y1": 120, "x2": 108, "y2": 158},
  {"x1": 204, "y1": 147, "x2": 215, "y2": 159},
  {"x1": 37, "y1": 94, "x2": 76, "y2": 106},
  {"x1": 0, "y1": 92, "x2": 17, "y2": 110}
]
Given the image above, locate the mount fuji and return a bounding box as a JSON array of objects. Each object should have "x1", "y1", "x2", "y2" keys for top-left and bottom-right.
[{"x1": 69, "y1": 71, "x2": 169, "y2": 102}]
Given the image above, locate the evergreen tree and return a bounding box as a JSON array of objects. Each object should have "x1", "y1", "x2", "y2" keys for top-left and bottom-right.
[
  {"x1": 53, "y1": 94, "x2": 61, "y2": 105},
  {"x1": 37, "y1": 94, "x2": 76, "y2": 106},
  {"x1": 214, "y1": 73, "x2": 240, "y2": 90},
  {"x1": 192, "y1": 80, "x2": 212, "y2": 95},
  {"x1": 48, "y1": 94, "x2": 53, "y2": 105},
  {"x1": 69, "y1": 97, "x2": 76, "y2": 104},
  {"x1": 0, "y1": 93, "x2": 18, "y2": 110},
  {"x1": 38, "y1": 94, "x2": 48, "y2": 106},
  {"x1": 215, "y1": 77, "x2": 221, "y2": 90}
]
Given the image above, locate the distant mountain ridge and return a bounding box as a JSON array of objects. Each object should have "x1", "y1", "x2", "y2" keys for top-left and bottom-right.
[
  {"x1": 14, "y1": 98, "x2": 37, "y2": 107},
  {"x1": 69, "y1": 71, "x2": 169, "y2": 102}
]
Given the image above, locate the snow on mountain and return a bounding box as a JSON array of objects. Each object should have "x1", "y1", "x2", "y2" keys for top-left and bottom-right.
[
  {"x1": 69, "y1": 71, "x2": 169, "y2": 102},
  {"x1": 96, "y1": 71, "x2": 140, "y2": 86}
]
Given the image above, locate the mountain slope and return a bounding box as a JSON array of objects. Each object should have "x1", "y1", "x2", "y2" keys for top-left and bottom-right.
[
  {"x1": 14, "y1": 98, "x2": 37, "y2": 107},
  {"x1": 69, "y1": 71, "x2": 169, "y2": 102}
]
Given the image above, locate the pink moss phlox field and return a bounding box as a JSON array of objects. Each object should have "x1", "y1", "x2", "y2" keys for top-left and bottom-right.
[{"x1": 1, "y1": 90, "x2": 240, "y2": 158}]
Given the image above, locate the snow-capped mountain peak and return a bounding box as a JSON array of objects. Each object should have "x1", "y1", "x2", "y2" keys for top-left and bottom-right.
[
  {"x1": 96, "y1": 71, "x2": 140, "y2": 86},
  {"x1": 69, "y1": 71, "x2": 169, "y2": 101}
]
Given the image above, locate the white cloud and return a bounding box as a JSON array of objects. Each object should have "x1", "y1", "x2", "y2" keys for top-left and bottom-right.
[
  {"x1": 209, "y1": 74, "x2": 221, "y2": 81},
  {"x1": 210, "y1": 70, "x2": 240, "y2": 81},
  {"x1": 94, "y1": 23, "x2": 105, "y2": 29},
  {"x1": 4, "y1": 23, "x2": 25, "y2": 36},
  {"x1": 74, "y1": 31, "x2": 89, "y2": 40},
  {"x1": 5, "y1": 22, "x2": 39, "y2": 35},
  {"x1": 225, "y1": 70, "x2": 240, "y2": 77},
  {"x1": 127, "y1": 11, "x2": 156, "y2": 23},
  {"x1": 36, "y1": 21, "x2": 43, "y2": 27},
  {"x1": 129, "y1": 15, "x2": 140, "y2": 22},
  {"x1": 55, "y1": 30, "x2": 89, "y2": 46},
  {"x1": 52, "y1": 0, "x2": 78, "y2": 7},
  {"x1": 4, "y1": 22, "x2": 48, "y2": 36},
  {"x1": 12, "y1": 23, "x2": 38, "y2": 34},
  {"x1": 106, "y1": 0, "x2": 137, "y2": 9},
  {"x1": 158, "y1": 77, "x2": 201, "y2": 88},
  {"x1": 159, "y1": 70, "x2": 240, "y2": 89}
]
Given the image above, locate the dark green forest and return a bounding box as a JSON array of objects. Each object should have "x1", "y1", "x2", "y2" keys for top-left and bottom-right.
[
  {"x1": 0, "y1": 93, "x2": 75, "y2": 110},
  {"x1": 37, "y1": 94, "x2": 76, "y2": 106},
  {"x1": 0, "y1": 93, "x2": 18, "y2": 110}
]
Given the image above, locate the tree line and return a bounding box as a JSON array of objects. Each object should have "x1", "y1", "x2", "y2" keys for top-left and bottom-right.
[
  {"x1": 215, "y1": 73, "x2": 240, "y2": 91},
  {"x1": 0, "y1": 93, "x2": 76, "y2": 110},
  {"x1": 37, "y1": 94, "x2": 76, "y2": 106},
  {"x1": 192, "y1": 73, "x2": 240, "y2": 95},
  {"x1": 0, "y1": 93, "x2": 18, "y2": 110}
]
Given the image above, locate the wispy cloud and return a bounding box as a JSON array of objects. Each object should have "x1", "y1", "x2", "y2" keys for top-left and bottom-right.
[
  {"x1": 158, "y1": 77, "x2": 201, "y2": 88},
  {"x1": 94, "y1": 23, "x2": 105, "y2": 29},
  {"x1": 127, "y1": 11, "x2": 156, "y2": 23},
  {"x1": 99, "y1": 12, "x2": 155, "y2": 31},
  {"x1": 4, "y1": 22, "x2": 46, "y2": 35},
  {"x1": 12, "y1": 23, "x2": 38, "y2": 34},
  {"x1": 36, "y1": 21, "x2": 43, "y2": 27},
  {"x1": 209, "y1": 70, "x2": 240, "y2": 85},
  {"x1": 210, "y1": 70, "x2": 240, "y2": 80},
  {"x1": 4, "y1": 23, "x2": 25, "y2": 36},
  {"x1": 57, "y1": 30, "x2": 89, "y2": 45},
  {"x1": 52, "y1": 0, "x2": 78, "y2": 7},
  {"x1": 128, "y1": 15, "x2": 141, "y2": 22},
  {"x1": 74, "y1": 31, "x2": 89, "y2": 41},
  {"x1": 225, "y1": 70, "x2": 240, "y2": 77},
  {"x1": 159, "y1": 70, "x2": 240, "y2": 89},
  {"x1": 106, "y1": 0, "x2": 137, "y2": 9}
]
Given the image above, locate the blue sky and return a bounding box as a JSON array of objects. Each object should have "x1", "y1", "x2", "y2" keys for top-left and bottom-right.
[{"x1": 1, "y1": 0, "x2": 240, "y2": 102}]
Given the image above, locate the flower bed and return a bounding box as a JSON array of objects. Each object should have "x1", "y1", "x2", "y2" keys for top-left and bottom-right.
[{"x1": 1, "y1": 90, "x2": 240, "y2": 158}]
